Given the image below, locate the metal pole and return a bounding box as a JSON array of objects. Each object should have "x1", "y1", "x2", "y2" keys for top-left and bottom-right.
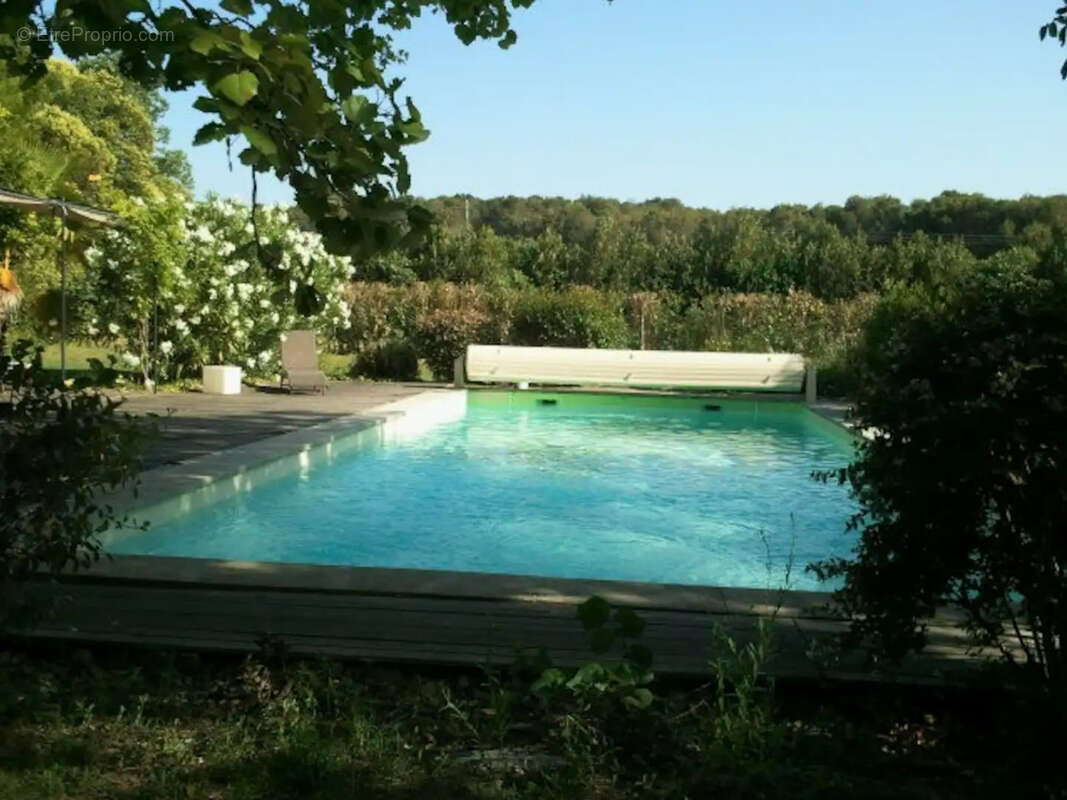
[
  {"x1": 153, "y1": 278, "x2": 159, "y2": 393},
  {"x1": 59, "y1": 202, "x2": 68, "y2": 382}
]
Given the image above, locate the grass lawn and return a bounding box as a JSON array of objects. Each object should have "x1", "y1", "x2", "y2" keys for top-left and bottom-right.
[
  {"x1": 320, "y1": 352, "x2": 436, "y2": 382},
  {"x1": 33, "y1": 346, "x2": 432, "y2": 386},
  {"x1": 39, "y1": 342, "x2": 110, "y2": 374},
  {"x1": 0, "y1": 638, "x2": 1060, "y2": 800}
]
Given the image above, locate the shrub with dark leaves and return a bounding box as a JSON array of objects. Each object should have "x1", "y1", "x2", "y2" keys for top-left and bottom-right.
[
  {"x1": 810, "y1": 249, "x2": 1067, "y2": 702},
  {"x1": 0, "y1": 340, "x2": 149, "y2": 625}
]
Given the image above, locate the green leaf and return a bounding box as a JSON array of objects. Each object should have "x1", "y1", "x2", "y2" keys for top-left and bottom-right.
[
  {"x1": 294, "y1": 284, "x2": 324, "y2": 316},
  {"x1": 359, "y1": 56, "x2": 382, "y2": 86},
  {"x1": 190, "y1": 30, "x2": 225, "y2": 55},
  {"x1": 499, "y1": 30, "x2": 517, "y2": 49},
  {"x1": 621, "y1": 687, "x2": 654, "y2": 710},
  {"x1": 221, "y1": 0, "x2": 254, "y2": 15},
  {"x1": 615, "y1": 608, "x2": 646, "y2": 637},
  {"x1": 258, "y1": 242, "x2": 284, "y2": 274},
  {"x1": 625, "y1": 643, "x2": 654, "y2": 670},
  {"x1": 530, "y1": 667, "x2": 566, "y2": 693},
  {"x1": 577, "y1": 596, "x2": 612, "y2": 630},
  {"x1": 399, "y1": 120, "x2": 429, "y2": 144},
  {"x1": 345, "y1": 62, "x2": 365, "y2": 83},
  {"x1": 213, "y1": 70, "x2": 259, "y2": 106},
  {"x1": 396, "y1": 159, "x2": 411, "y2": 195},
  {"x1": 341, "y1": 95, "x2": 376, "y2": 124},
  {"x1": 193, "y1": 122, "x2": 228, "y2": 146},
  {"x1": 239, "y1": 32, "x2": 263, "y2": 60},
  {"x1": 240, "y1": 125, "x2": 277, "y2": 157},
  {"x1": 192, "y1": 96, "x2": 220, "y2": 114},
  {"x1": 404, "y1": 97, "x2": 421, "y2": 124},
  {"x1": 589, "y1": 628, "x2": 616, "y2": 654},
  {"x1": 342, "y1": 148, "x2": 376, "y2": 174},
  {"x1": 566, "y1": 662, "x2": 607, "y2": 689}
]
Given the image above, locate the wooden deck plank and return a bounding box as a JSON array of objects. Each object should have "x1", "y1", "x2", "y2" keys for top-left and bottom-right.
[
  {"x1": 23, "y1": 578, "x2": 987, "y2": 683},
  {"x1": 38, "y1": 582, "x2": 973, "y2": 649}
]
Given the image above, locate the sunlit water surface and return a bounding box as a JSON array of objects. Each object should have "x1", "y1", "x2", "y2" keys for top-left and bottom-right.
[{"x1": 107, "y1": 393, "x2": 858, "y2": 590}]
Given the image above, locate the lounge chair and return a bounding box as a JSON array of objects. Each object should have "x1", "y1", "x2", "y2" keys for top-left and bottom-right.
[{"x1": 280, "y1": 330, "x2": 327, "y2": 394}]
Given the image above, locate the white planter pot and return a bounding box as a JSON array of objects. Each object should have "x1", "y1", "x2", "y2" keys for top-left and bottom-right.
[{"x1": 202, "y1": 364, "x2": 243, "y2": 395}]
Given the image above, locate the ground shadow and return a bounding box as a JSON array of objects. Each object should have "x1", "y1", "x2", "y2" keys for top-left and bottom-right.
[{"x1": 139, "y1": 409, "x2": 348, "y2": 468}]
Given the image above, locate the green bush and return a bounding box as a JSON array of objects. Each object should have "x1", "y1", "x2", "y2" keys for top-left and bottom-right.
[
  {"x1": 338, "y1": 282, "x2": 418, "y2": 354},
  {"x1": 339, "y1": 282, "x2": 874, "y2": 393},
  {"x1": 0, "y1": 340, "x2": 148, "y2": 625},
  {"x1": 810, "y1": 251, "x2": 1067, "y2": 703},
  {"x1": 415, "y1": 306, "x2": 497, "y2": 381},
  {"x1": 660, "y1": 291, "x2": 875, "y2": 396},
  {"x1": 507, "y1": 286, "x2": 630, "y2": 349},
  {"x1": 351, "y1": 339, "x2": 419, "y2": 381}
]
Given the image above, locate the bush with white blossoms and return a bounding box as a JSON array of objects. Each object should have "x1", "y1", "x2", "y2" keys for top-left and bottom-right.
[{"x1": 81, "y1": 194, "x2": 354, "y2": 382}]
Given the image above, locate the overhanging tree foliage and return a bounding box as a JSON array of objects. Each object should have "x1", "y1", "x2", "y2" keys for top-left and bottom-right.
[
  {"x1": 1041, "y1": 5, "x2": 1067, "y2": 77},
  {"x1": 1, "y1": 0, "x2": 536, "y2": 312}
]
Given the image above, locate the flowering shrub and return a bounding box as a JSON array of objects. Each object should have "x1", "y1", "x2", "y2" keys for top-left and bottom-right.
[{"x1": 82, "y1": 195, "x2": 354, "y2": 382}]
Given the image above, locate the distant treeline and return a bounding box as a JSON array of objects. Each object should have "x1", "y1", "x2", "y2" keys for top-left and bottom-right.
[{"x1": 346, "y1": 192, "x2": 1067, "y2": 300}]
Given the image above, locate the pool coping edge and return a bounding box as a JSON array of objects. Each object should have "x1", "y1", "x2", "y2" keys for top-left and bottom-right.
[{"x1": 75, "y1": 554, "x2": 841, "y2": 620}]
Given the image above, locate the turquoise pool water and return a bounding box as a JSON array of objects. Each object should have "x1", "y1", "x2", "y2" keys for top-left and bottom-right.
[{"x1": 107, "y1": 392, "x2": 858, "y2": 590}]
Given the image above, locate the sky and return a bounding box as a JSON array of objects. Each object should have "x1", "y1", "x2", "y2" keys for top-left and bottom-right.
[{"x1": 161, "y1": 0, "x2": 1067, "y2": 209}]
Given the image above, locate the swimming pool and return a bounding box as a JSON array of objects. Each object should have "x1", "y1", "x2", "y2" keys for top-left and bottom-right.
[{"x1": 105, "y1": 391, "x2": 858, "y2": 591}]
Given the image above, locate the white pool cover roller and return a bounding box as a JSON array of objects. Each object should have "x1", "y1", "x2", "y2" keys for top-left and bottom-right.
[{"x1": 461, "y1": 345, "x2": 810, "y2": 393}]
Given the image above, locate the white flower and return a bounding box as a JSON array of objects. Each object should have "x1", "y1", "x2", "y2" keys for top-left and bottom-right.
[
  {"x1": 258, "y1": 349, "x2": 272, "y2": 363},
  {"x1": 259, "y1": 298, "x2": 271, "y2": 309},
  {"x1": 48, "y1": 318, "x2": 57, "y2": 328},
  {"x1": 121, "y1": 351, "x2": 140, "y2": 367},
  {"x1": 208, "y1": 288, "x2": 217, "y2": 300},
  {"x1": 174, "y1": 304, "x2": 186, "y2": 315},
  {"x1": 107, "y1": 322, "x2": 120, "y2": 335},
  {"x1": 160, "y1": 340, "x2": 173, "y2": 355},
  {"x1": 87, "y1": 324, "x2": 99, "y2": 336},
  {"x1": 189, "y1": 314, "x2": 201, "y2": 325},
  {"x1": 191, "y1": 225, "x2": 213, "y2": 244}
]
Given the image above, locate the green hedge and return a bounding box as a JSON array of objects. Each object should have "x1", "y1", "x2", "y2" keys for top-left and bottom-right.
[
  {"x1": 507, "y1": 286, "x2": 630, "y2": 349},
  {"x1": 337, "y1": 282, "x2": 875, "y2": 392}
]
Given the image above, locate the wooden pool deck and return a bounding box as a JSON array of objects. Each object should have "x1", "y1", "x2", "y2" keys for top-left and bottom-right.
[
  {"x1": 20, "y1": 383, "x2": 999, "y2": 685},
  {"x1": 116, "y1": 380, "x2": 429, "y2": 468},
  {"x1": 26, "y1": 557, "x2": 993, "y2": 685}
]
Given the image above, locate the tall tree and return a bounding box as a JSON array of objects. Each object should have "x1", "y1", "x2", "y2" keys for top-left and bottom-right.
[
  {"x1": 0, "y1": 59, "x2": 188, "y2": 305},
  {"x1": 1, "y1": 0, "x2": 538, "y2": 313}
]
